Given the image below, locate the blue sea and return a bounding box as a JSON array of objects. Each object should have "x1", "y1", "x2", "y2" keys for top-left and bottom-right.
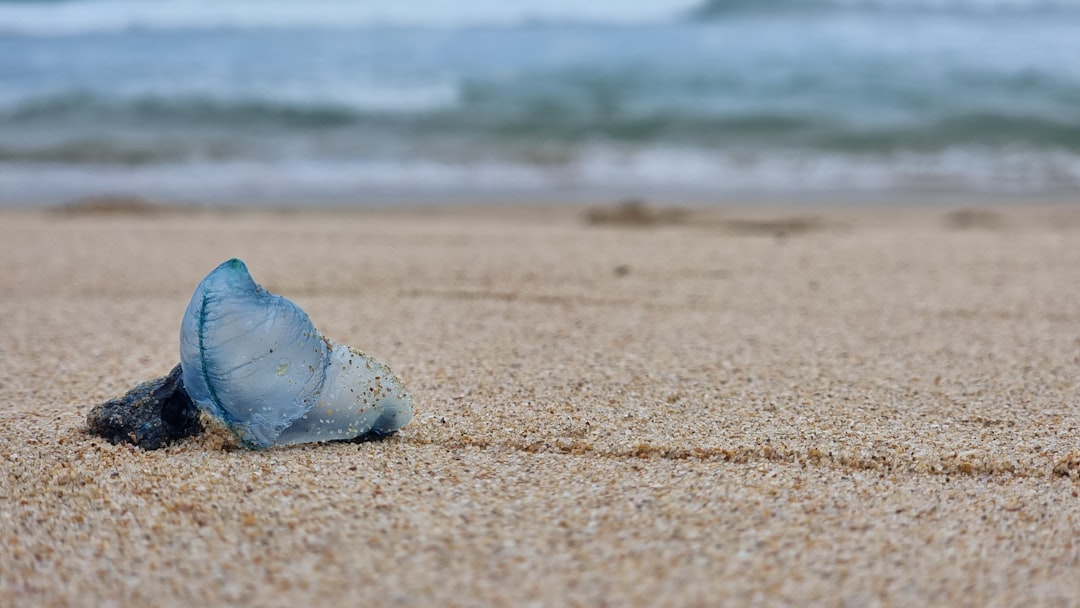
[{"x1": 1, "y1": 0, "x2": 1079, "y2": 205}]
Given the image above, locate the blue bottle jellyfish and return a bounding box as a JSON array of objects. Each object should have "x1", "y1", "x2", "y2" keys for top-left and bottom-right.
[{"x1": 179, "y1": 259, "x2": 412, "y2": 448}]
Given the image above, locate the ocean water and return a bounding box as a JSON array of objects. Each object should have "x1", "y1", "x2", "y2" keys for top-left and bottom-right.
[{"x1": 1, "y1": 0, "x2": 1079, "y2": 205}]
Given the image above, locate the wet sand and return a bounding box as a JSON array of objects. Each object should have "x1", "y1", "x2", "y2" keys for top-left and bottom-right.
[{"x1": 1, "y1": 203, "x2": 1079, "y2": 605}]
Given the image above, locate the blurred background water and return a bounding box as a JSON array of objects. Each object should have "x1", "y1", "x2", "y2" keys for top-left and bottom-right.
[{"x1": 1, "y1": 0, "x2": 1078, "y2": 205}]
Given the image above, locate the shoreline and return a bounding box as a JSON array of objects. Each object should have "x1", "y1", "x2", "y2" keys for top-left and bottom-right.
[{"x1": 3, "y1": 185, "x2": 1080, "y2": 212}]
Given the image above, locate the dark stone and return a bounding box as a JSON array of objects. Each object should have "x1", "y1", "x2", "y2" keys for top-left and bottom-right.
[{"x1": 86, "y1": 364, "x2": 203, "y2": 449}]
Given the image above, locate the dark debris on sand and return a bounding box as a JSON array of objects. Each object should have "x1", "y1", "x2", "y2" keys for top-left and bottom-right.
[
  {"x1": 584, "y1": 199, "x2": 686, "y2": 227},
  {"x1": 86, "y1": 364, "x2": 203, "y2": 449},
  {"x1": 943, "y1": 208, "x2": 1002, "y2": 230},
  {"x1": 52, "y1": 194, "x2": 164, "y2": 216}
]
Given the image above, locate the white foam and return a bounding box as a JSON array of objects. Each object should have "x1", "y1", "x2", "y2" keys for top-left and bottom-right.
[
  {"x1": 0, "y1": 0, "x2": 699, "y2": 35},
  {"x1": 4, "y1": 146, "x2": 1080, "y2": 205}
]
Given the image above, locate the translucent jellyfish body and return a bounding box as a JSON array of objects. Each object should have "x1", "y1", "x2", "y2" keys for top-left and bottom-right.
[{"x1": 179, "y1": 259, "x2": 412, "y2": 448}]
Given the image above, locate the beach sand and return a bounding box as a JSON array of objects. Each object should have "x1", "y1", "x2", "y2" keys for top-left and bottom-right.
[{"x1": 2, "y1": 202, "x2": 1079, "y2": 606}]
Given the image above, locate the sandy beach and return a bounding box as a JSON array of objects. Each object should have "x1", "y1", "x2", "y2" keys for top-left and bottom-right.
[{"x1": 1, "y1": 202, "x2": 1079, "y2": 606}]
